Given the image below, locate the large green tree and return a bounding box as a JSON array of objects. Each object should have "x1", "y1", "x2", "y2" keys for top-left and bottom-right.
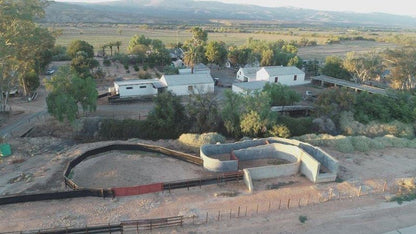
[
  {"x1": 187, "y1": 91, "x2": 219, "y2": 133},
  {"x1": 383, "y1": 47, "x2": 416, "y2": 90},
  {"x1": 67, "y1": 40, "x2": 94, "y2": 58},
  {"x1": 263, "y1": 83, "x2": 300, "y2": 108},
  {"x1": 221, "y1": 90, "x2": 244, "y2": 137},
  {"x1": 321, "y1": 56, "x2": 350, "y2": 80},
  {"x1": 45, "y1": 66, "x2": 97, "y2": 122},
  {"x1": 205, "y1": 41, "x2": 227, "y2": 66},
  {"x1": 146, "y1": 91, "x2": 188, "y2": 139},
  {"x1": 0, "y1": 0, "x2": 55, "y2": 101},
  {"x1": 343, "y1": 52, "x2": 384, "y2": 83}
]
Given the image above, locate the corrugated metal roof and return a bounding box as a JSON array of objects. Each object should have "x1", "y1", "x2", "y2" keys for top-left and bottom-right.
[
  {"x1": 233, "y1": 81, "x2": 268, "y2": 91},
  {"x1": 161, "y1": 73, "x2": 214, "y2": 86},
  {"x1": 114, "y1": 79, "x2": 160, "y2": 86},
  {"x1": 240, "y1": 67, "x2": 260, "y2": 77},
  {"x1": 262, "y1": 66, "x2": 304, "y2": 76}
]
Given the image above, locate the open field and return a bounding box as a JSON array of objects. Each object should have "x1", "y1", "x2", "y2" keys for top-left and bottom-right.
[{"x1": 50, "y1": 23, "x2": 403, "y2": 60}]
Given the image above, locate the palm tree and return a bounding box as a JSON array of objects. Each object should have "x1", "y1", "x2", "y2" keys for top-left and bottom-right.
[
  {"x1": 115, "y1": 41, "x2": 122, "y2": 54},
  {"x1": 184, "y1": 45, "x2": 203, "y2": 74},
  {"x1": 108, "y1": 42, "x2": 114, "y2": 56}
]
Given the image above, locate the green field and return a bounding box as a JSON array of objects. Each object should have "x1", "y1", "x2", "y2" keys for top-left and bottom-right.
[{"x1": 50, "y1": 23, "x2": 408, "y2": 60}]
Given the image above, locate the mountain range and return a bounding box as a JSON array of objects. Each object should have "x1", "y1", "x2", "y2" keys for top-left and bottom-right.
[{"x1": 42, "y1": 0, "x2": 416, "y2": 27}]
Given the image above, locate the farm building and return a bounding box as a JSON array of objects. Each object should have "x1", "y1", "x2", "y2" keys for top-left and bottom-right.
[
  {"x1": 110, "y1": 79, "x2": 165, "y2": 98},
  {"x1": 179, "y1": 63, "x2": 210, "y2": 74},
  {"x1": 232, "y1": 81, "x2": 268, "y2": 95},
  {"x1": 236, "y1": 67, "x2": 259, "y2": 82},
  {"x1": 256, "y1": 66, "x2": 308, "y2": 86},
  {"x1": 160, "y1": 73, "x2": 215, "y2": 96}
]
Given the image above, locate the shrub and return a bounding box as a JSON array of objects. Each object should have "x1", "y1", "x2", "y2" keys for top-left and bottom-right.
[
  {"x1": 276, "y1": 116, "x2": 313, "y2": 136},
  {"x1": 334, "y1": 136, "x2": 354, "y2": 153},
  {"x1": 178, "y1": 132, "x2": 226, "y2": 148},
  {"x1": 133, "y1": 64, "x2": 139, "y2": 71},
  {"x1": 138, "y1": 71, "x2": 152, "y2": 79},
  {"x1": 350, "y1": 136, "x2": 371, "y2": 152},
  {"x1": 98, "y1": 119, "x2": 152, "y2": 140},
  {"x1": 143, "y1": 64, "x2": 148, "y2": 71},
  {"x1": 103, "y1": 59, "x2": 111, "y2": 66},
  {"x1": 267, "y1": 125, "x2": 291, "y2": 138},
  {"x1": 123, "y1": 64, "x2": 129, "y2": 70},
  {"x1": 299, "y1": 215, "x2": 307, "y2": 224}
]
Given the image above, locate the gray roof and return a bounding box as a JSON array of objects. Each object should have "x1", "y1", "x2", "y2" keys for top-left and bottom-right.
[
  {"x1": 311, "y1": 75, "x2": 386, "y2": 96},
  {"x1": 161, "y1": 73, "x2": 214, "y2": 86},
  {"x1": 114, "y1": 79, "x2": 160, "y2": 86},
  {"x1": 262, "y1": 66, "x2": 304, "y2": 76},
  {"x1": 233, "y1": 81, "x2": 268, "y2": 91},
  {"x1": 240, "y1": 67, "x2": 260, "y2": 77}
]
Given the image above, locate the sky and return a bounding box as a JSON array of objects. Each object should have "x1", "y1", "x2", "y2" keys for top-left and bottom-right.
[{"x1": 55, "y1": 0, "x2": 416, "y2": 17}]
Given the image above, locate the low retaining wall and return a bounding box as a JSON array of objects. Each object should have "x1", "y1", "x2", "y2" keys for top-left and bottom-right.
[{"x1": 113, "y1": 183, "x2": 163, "y2": 196}]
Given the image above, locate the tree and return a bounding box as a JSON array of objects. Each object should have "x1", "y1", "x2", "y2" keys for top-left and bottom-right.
[
  {"x1": 183, "y1": 45, "x2": 204, "y2": 73},
  {"x1": 205, "y1": 41, "x2": 227, "y2": 66},
  {"x1": 263, "y1": 83, "x2": 300, "y2": 108},
  {"x1": 240, "y1": 110, "x2": 266, "y2": 137},
  {"x1": 0, "y1": 0, "x2": 56, "y2": 101},
  {"x1": 45, "y1": 66, "x2": 97, "y2": 122},
  {"x1": 67, "y1": 40, "x2": 94, "y2": 58},
  {"x1": 190, "y1": 27, "x2": 207, "y2": 46},
  {"x1": 70, "y1": 51, "x2": 99, "y2": 79},
  {"x1": 221, "y1": 90, "x2": 244, "y2": 137},
  {"x1": 146, "y1": 91, "x2": 188, "y2": 139},
  {"x1": 343, "y1": 52, "x2": 384, "y2": 83},
  {"x1": 114, "y1": 41, "x2": 122, "y2": 54},
  {"x1": 260, "y1": 49, "x2": 273, "y2": 66},
  {"x1": 321, "y1": 56, "x2": 350, "y2": 80},
  {"x1": 187, "y1": 90, "x2": 219, "y2": 133},
  {"x1": 383, "y1": 47, "x2": 416, "y2": 90}
]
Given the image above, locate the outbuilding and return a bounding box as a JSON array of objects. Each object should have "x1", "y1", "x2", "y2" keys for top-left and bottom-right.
[
  {"x1": 236, "y1": 67, "x2": 259, "y2": 82},
  {"x1": 111, "y1": 79, "x2": 165, "y2": 98},
  {"x1": 160, "y1": 73, "x2": 214, "y2": 96},
  {"x1": 256, "y1": 66, "x2": 308, "y2": 86},
  {"x1": 232, "y1": 81, "x2": 268, "y2": 95}
]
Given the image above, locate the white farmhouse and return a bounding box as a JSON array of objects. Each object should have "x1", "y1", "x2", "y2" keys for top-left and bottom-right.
[
  {"x1": 111, "y1": 79, "x2": 165, "y2": 98},
  {"x1": 236, "y1": 67, "x2": 259, "y2": 82},
  {"x1": 160, "y1": 73, "x2": 214, "y2": 96},
  {"x1": 256, "y1": 66, "x2": 308, "y2": 86},
  {"x1": 232, "y1": 81, "x2": 268, "y2": 95}
]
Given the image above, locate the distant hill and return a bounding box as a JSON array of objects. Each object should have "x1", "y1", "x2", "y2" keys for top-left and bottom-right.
[{"x1": 42, "y1": 0, "x2": 416, "y2": 27}]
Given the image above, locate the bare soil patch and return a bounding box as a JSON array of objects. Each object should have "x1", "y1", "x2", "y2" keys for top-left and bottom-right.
[{"x1": 71, "y1": 150, "x2": 213, "y2": 188}]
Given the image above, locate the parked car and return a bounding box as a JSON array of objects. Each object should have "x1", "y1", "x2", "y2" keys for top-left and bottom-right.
[{"x1": 46, "y1": 68, "x2": 55, "y2": 75}]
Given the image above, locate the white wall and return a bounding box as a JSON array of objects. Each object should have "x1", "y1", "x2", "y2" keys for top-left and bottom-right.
[
  {"x1": 167, "y1": 84, "x2": 214, "y2": 96},
  {"x1": 256, "y1": 69, "x2": 308, "y2": 86},
  {"x1": 232, "y1": 85, "x2": 247, "y2": 95},
  {"x1": 117, "y1": 84, "x2": 157, "y2": 97},
  {"x1": 236, "y1": 69, "x2": 245, "y2": 81}
]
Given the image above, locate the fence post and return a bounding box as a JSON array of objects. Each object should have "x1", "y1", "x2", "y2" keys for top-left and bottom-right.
[
  {"x1": 229, "y1": 209, "x2": 232, "y2": 219},
  {"x1": 193, "y1": 215, "x2": 195, "y2": 224},
  {"x1": 256, "y1": 204, "x2": 259, "y2": 214},
  {"x1": 206, "y1": 212, "x2": 208, "y2": 224},
  {"x1": 245, "y1": 206, "x2": 247, "y2": 216},
  {"x1": 238, "y1": 206, "x2": 240, "y2": 217},
  {"x1": 268, "y1": 201, "x2": 271, "y2": 211},
  {"x1": 218, "y1": 211, "x2": 221, "y2": 221},
  {"x1": 298, "y1": 198, "x2": 301, "y2": 208},
  {"x1": 287, "y1": 198, "x2": 290, "y2": 209},
  {"x1": 307, "y1": 194, "x2": 310, "y2": 205},
  {"x1": 383, "y1": 181, "x2": 387, "y2": 192},
  {"x1": 358, "y1": 186, "x2": 362, "y2": 197}
]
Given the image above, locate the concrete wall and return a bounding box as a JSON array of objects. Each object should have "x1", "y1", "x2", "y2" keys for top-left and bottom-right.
[
  {"x1": 247, "y1": 162, "x2": 300, "y2": 180},
  {"x1": 243, "y1": 169, "x2": 254, "y2": 192},
  {"x1": 166, "y1": 84, "x2": 214, "y2": 96},
  {"x1": 299, "y1": 143, "x2": 339, "y2": 173},
  {"x1": 233, "y1": 143, "x2": 299, "y2": 163},
  {"x1": 300, "y1": 152, "x2": 320, "y2": 182}
]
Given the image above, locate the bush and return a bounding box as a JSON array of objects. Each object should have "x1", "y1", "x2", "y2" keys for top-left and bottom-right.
[
  {"x1": 103, "y1": 59, "x2": 111, "y2": 66},
  {"x1": 123, "y1": 64, "x2": 129, "y2": 70},
  {"x1": 299, "y1": 215, "x2": 307, "y2": 224},
  {"x1": 98, "y1": 119, "x2": 152, "y2": 140},
  {"x1": 133, "y1": 64, "x2": 140, "y2": 72},
  {"x1": 276, "y1": 116, "x2": 313, "y2": 136},
  {"x1": 350, "y1": 136, "x2": 371, "y2": 152},
  {"x1": 178, "y1": 132, "x2": 226, "y2": 148},
  {"x1": 138, "y1": 71, "x2": 152, "y2": 79},
  {"x1": 334, "y1": 136, "x2": 355, "y2": 153},
  {"x1": 267, "y1": 125, "x2": 291, "y2": 138},
  {"x1": 339, "y1": 111, "x2": 414, "y2": 138}
]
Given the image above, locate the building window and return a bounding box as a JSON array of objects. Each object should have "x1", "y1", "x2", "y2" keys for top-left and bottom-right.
[
  {"x1": 139, "y1": 85, "x2": 146, "y2": 88},
  {"x1": 188, "y1": 86, "x2": 193, "y2": 92},
  {"x1": 274, "y1": 77, "x2": 278, "y2": 83},
  {"x1": 294, "y1": 75, "x2": 297, "y2": 81},
  {"x1": 126, "y1": 87, "x2": 133, "y2": 89}
]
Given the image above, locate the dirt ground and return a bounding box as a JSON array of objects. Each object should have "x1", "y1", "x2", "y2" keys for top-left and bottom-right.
[
  {"x1": 0, "y1": 136, "x2": 415, "y2": 232},
  {"x1": 71, "y1": 150, "x2": 213, "y2": 188}
]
